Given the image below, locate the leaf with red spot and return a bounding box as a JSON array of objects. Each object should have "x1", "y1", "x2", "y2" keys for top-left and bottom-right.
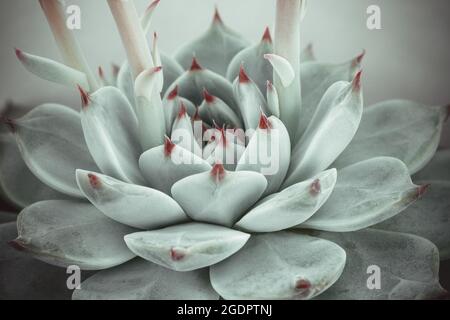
[
  {"x1": 301, "y1": 157, "x2": 421, "y2": 232},
  {"x1": 124, "y1": 223, "x2": 250, "y2": 271},
  {"x1": 210, "y1": 231, "x2": 346, "y2": 300},
  {"x1": 236, "y1": 169, "x2": 336, "y2": 233}
]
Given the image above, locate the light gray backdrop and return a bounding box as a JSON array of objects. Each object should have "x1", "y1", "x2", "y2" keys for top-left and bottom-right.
[{"x1": 0, "y1": 0, "x2": 449, "y2": 110}]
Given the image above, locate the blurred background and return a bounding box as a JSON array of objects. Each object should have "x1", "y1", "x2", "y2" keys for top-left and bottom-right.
[
  {"x1": 0, "y1": 0, "x2": 449, "y2": 296},
  {"x1": 0, "y1": 0, "x2": 449, "y2": 109}
]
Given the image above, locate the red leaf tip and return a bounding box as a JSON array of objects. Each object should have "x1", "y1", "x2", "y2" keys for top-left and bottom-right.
[
  {"x1": 211, "y1": 162, "x2": 226, "y2": 181},
  {"x1": 167, "y1": 86, "x2": 178, "y2": 100},
  {"x1": 259, "y1": 112, "x2": 272, "y2": 130},
  {"x1": 8, "y1": 239, "x2": 27, "y2": 252},
  {"x1": 98, "y1": 66, "x2": 105, "y2": 79},
  {"x1": 262, "y1": 26, "x2": 272, "y2": 43},
  {"x1": 213, "y1": 6, "x2": 223, "y2": 24},
  {"x1": 170, "y1": 247, "x2": 185, "y2": 261},
  {"x1": 239, "y1": 65, "x2": 251, "y2": 83},
  {"x1": 2, "y1": 117, "x2": 16, "y2": 133},
  {"x1": 87, "y1": 173, "x2": 102, "y2": 189},
  {"x1": 416, "y1": 184, "x2": 431, "y2": 199},
  {"x1": 295, "y1": 278, "x2": 311, "y2": 291},
  {"x1": 164, "y1": 136, "x2": 176, "y2": 157},
  {"x1": 77, "y1": 85, "x2": 91, "y2": 107},
  {"x1": 190, "y1": 57, "x2": 203, "y2": 71},
  {"x1": 177, "y1": 102, "x2": 187, "y2": 119},
  {"x1": 266, "y1": 80, "x2": 274, "y2": 91},
  {"x1": 352, "y1": 49, "x2": 366, "y2": 67},
  {"x1": 203, "y1": 88, "x2": 215, "y2": 104},
  {"x1": 146, "y1": 0, "x2": 160, "y2": 12},
  {"x1": 310, "y1": 179, "x2": 321, "y2": 196},
  {"x1": 352, "y1": 70, "x2": 363, "y2": 92},
  {"x1": 193, "y1": 107, "x2": 202, "y2": 121},
  {"x1": 14, "y1": 48, "x2": 24, "y2": 61}
]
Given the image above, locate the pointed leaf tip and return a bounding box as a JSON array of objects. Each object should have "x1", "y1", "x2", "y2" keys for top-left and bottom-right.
[
  {"x1": 2, "y1": 117, "x2": 15, "y2": 132},
  {"x1": 352, "y1": 70, "x2": 363, "y2": 92},
  {"x1": 213, "y1": 6, "x2": 223, "y2": 24},
  {"x1": 239, "y1": 65, "x2": 251, "y2": 83},
  {"x1": 258, "y1": 112, "x2": 272, "y2": 129},
  {"x1": 177, "y1": 102, "x2": 187, "y2": 119},
  {"x1": 7, "y1": 239, "x2": 27, "y2": 252},
  {"x1": 190, "y1": 57, "x2": 203, "y2": 71},
  {"x1": 310, "y1": 179, "x2": 321, "y2": 196},
  {"x1": 352, "y1": 49, "x2": 366, "y2": 67},
  {"x1": 164, "y1": 136, "x2": 176, "y2": 157},
  {"x1": 87, "y1": 173, "x2": 102, "y2": 189},
  {"x1": 203, "y1": 88, "x2": 215, "y2": 104},
  {"x1": 77, "y1": 84, "x2": 91, "y2": 107},
  {"x1": 211, "y1": 162, "x2": 226, "y2": 181},
  {"x1": 168, "y1": 86, "x2": 178, "y2": 100},
  {"x1": 98, "y1": 66, "x2": 105, "y2": 79},
  {"x1": 14, "y1": 48, "x2": 24, "y2": 61},
  {"x1": 295, "y1": 278, "x2": 312, "y2": 291},
  {"x1": 170, "y1": 248, "x2": 186, "y2": 261},
  {"x1": 262, "y1": 27, "x2": 272, "y2": 43},
  {"x1": 146, "y1": 0, "x2": 161, "y2": 12},
  {"x1": 416, "y1": 183, "x2": 431, "y2": 200},
  {"x1": 112, "y1": 63, "x2": 120, "y2": 77}
]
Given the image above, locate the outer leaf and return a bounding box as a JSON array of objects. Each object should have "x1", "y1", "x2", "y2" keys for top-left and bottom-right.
[
  {"x1": 76, "y1": 170, "x2": 187, "y2": 230},
  {"x1": 0, "y1": 133, "x2": 69, "y2": 208},
  {"x1": 301, "y1": 157, "x2": 421, "y2": 232},
  {"x1": 285, "y1": 75, "x2": 363, "y2": 186},
  {"x1": 174, "y1": 13, "x2": 249, "y2": 76},
  {"x1": 80, "y1": 86, "x2": 145, "y2": 184},
  {"x1": 10, "y1": 104, "x2": 99, "y2": 197},
  {"x1": 210, "y1": 231, "x2": 346, "y2": 300},
  {"x1": 316, "y1": 229, "x2": 446, "y2": 300},
  {"x1": 375, "y1": 181, "x2": 450, "y2": 260},
  {"x1": 333, "y1": 100, "x2": 447, "y2": 174},
  {"x1": 73, "y1": 258, "x2": 219, "y2": 300},
  {"x1": 124, "y1": 223, "x2": 250, "y2": 271},
  {"x1": 13, "y1": 200, "x2": 136, "y2": 270},
  {"x1": 236, "y1": 169, "x2": 336, "y2": 233},
  {"x1": 171, "y1": 165, "x2": 267, "y2": 227},
  {"x1": 15, "y1": 49, "x2": 89, "y2": 90}
]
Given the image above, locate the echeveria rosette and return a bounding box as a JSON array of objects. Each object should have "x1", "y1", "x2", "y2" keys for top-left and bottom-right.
[{"x1": 0, "y1": 0, "x2": 449, "y2": 300}]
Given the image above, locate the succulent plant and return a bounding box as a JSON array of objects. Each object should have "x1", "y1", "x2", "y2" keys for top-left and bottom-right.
[{"x1": 1, "y1": 0, "x2": 449, "y2": 300}]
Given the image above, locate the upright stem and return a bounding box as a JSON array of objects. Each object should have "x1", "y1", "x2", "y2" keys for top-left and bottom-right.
[
  {"x1": 107, "y1": 0, "x2": 154, "y2": 78},
  {"x1": 274, "y1": 0, "x2": 303, "y2": 140},
  {"x1": 39, "y1": 0, "x2": 99, "y2": 91}
]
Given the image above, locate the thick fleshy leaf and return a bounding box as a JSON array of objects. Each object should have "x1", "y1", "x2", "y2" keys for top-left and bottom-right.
[
  {"x1": 139, "y1": 139, "x2": 211, "y2": 194},
  {"x1": 13, "y1": 200, "x2": 136, "y2": 270},
  {"x1": 164, "y1": 59, "x2": 239, "y2": 116},
  {"x1": 174, "y1": 11, "x2": 249, "y2": 76},
  {"x1": 316, "y1": 229, "x2": 446, "y2": 300},
  {"x1": 413, "y1": 150, "x2": 450, "y2": 182},
  {"x1": 226, "y1": 28, "x2": 273, "y2": 94},
  {"x1": 0, "y1": 132, "x2": 69, "y2": 208},
  {"x1": 163, "y1": 87, "x2": 196, "y2": 134},
  {"x1": 73, "y1": 258, "x2": 219, "y2": 300},
  {"x1": 264, "y1": 53, "x2": 295, "y2": 87},
  {"x1": 333, "y1": 100, "x2": 447, "y2": 174},
  {"x1": 210, "y1": 231, "x2": 346, "y2": 300},
  {"x1": 296, "y1": 57, "x2": 362, "y2": 139},
  {"x1": 171, "y1": 164, "x2": 267, "y2": 227},
  {"x1": 76, "y1": 170, "x2": 187, "y2": 230},
  {"x1": 236, "y1": 115, "x2": 291, "y2": 195},
  {"x1": 9, "y1": 104, "x2": 99, "y2": 197},
  {"x1": 236, "y1": 169, "x2": 337, "y2": 233},
  {"x1": 124, "y1": 223, "x2": 250, "y2": 271},
  {"x1": 171, "y1": 106, "x2": 202, "y2": 156},
  {"x1": 0, "y1": 222, "x2": 79, "y2": 300},
  {"x1": 80, "y1": 86, "x2": 145, "y2": 184},
  {"x1": 375, "y1": 181, "x2": 450, "y2": 260},
  {"x1": 15, "y1": 49, "x2": 89, "y2": 90},
  {"x1": 198, "y1": 89, "x2": 242, "y2": 128},
  {"x1": 285, "y1": 74, "x2": 363, "y2": 186},
  {"x1": 301, "y1": 157, "x2": 421, "y2": 232},
  {"x1": 135, "y1": 66, "x2": 166, "y2": 150},
  {"x1": 233, "y1": 66, "x2": 270, "y2": 130}
]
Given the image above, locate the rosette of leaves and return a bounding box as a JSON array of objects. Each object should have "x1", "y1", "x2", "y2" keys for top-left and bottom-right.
[{"x1": 0, "y1": 0, "x2": 449, "y2": 300}]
